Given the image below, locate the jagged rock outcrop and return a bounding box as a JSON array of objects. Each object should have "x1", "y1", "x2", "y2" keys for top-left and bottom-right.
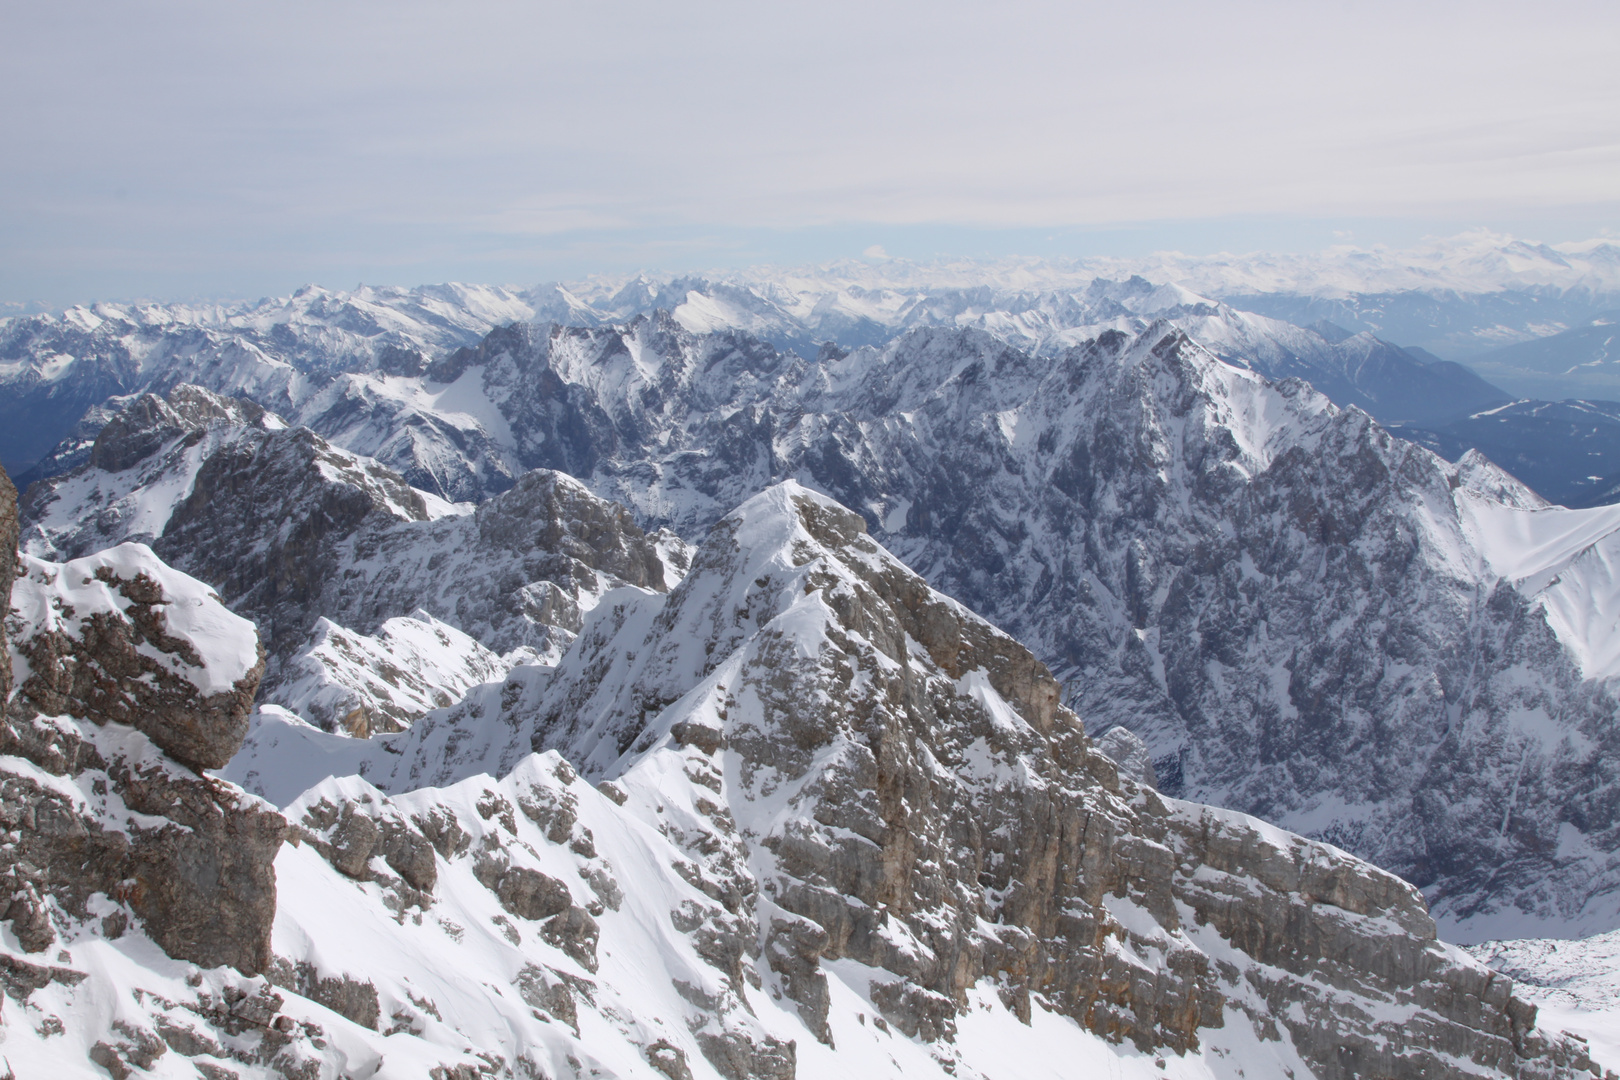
[
  {"x1": 20, "y1": 386, "x2": 688, "y2": 732},
  {"x1": 0, "y1": 515, "x2": 279, "y2": 974},
  {"x1": 10, "y1": 545, "x2": 266, "y2": 771},
  {"x1": 0, "y1": 471, "x2": 413, "y2": 1077}
]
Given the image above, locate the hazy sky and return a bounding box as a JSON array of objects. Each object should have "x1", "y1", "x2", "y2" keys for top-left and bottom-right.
[{"x1": 3, "y1": 0, "x2": 1617, "y2": 306}]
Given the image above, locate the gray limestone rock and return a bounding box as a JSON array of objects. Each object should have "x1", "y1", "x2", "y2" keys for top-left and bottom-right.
[
  {"x1": 267, "y1": 958, "x2": 381, "y2": 1031},
  {"x1": 517, "y1": 482, "x2": 1597, "y2": 1080},
  {"x1": 11, "y1": 562, "x2": 265, "y2": 771},
  {"x1": 0, "y1": 492, "x2": 284, "y2": 977},
  {"x1": 1094, "y1": 726, "x2": 1158, "y2": 788}
]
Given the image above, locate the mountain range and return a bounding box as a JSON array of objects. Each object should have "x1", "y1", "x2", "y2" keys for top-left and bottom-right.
[
  {"x1": 8, "y1": 232, "x2": 1620, "y2": 508},
  {"x1": 1, "y1": 466, "x2": 1610, "y2": 1079},
  {"x1": 18, "y1": 310, "x2": 1620, "y2": 940},
  {"x1": 9, "y1": 234, "x2": 1620, "y2": 1076}
]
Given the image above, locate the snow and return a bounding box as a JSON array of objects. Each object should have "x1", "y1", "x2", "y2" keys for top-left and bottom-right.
[
  {"x1": 9, "y1": 544, "x2": 259, "y2": 695},
  {"x1": 1461, "y1": 493, "x2": 1620, "y2": 679},
  {"x1": 414, "y1": 365, "x2": 517, "y2": 449},
  {"x1": 217, "y1": 705, "x2": 380, "y2": 809},
  {"x1": 881, "y1": 497, "x2": 911, "y2": 533},
  {"x1": 1467, "y1": 930, "x2": 1620, "y2": 1074},
  {"x1": 265, "y1": 612, "x2": 512, "y2": 735}
]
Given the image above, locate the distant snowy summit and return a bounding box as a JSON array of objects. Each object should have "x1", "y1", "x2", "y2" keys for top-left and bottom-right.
[{"x1": 19, "y1": 231, "x2": 1615, "y2": 483}]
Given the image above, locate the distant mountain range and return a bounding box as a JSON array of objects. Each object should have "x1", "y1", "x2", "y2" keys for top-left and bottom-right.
[
  {"x1": 5, "y1": 231, "x2": 1620, "y2": 505},
  {"x1": 1463, "y1": 312, "x2": 1620, "y2": 400}
]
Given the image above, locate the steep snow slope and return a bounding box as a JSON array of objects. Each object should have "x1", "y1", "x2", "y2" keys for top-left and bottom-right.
[
  {"x1": 218, "y1": 482, "x2": 1603, "y2": 1080},
  {"x1": 266, "y1": 612, "x2": 511, "y2": 736},
  {"x1": 1467, "y1": 930, "x2": 1620, "y2": 1071},
  {"x1": 1461, "y1": 496, "x2": 1620, "y2": 680}
]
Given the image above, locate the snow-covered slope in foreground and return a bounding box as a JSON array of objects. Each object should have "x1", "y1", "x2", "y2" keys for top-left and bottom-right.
[
  {"x1": 1468, "y1": 930, "x2": 1620, "y2": 1075},
  {"x1": 216, "y1": 483, "x2": 1602, "y2": 1080}
]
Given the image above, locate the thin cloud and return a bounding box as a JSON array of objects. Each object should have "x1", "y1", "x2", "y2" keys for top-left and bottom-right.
[{"x1": 2, "y1": 0, "x2": 1617, "y2": 302}]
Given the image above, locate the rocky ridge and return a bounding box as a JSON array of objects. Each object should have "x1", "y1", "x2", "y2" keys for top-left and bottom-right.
[
  {"x1": 20, "y1": 385, "x2": 687, "y2": 733},
  {"x1": 222, "y1": 482, "x2": 1607, "y2": 1079}
]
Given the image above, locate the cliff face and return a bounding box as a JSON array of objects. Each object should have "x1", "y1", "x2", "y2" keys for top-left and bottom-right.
[{"x1": 0, "y1": 491, "x2": 278, "y2": 973}]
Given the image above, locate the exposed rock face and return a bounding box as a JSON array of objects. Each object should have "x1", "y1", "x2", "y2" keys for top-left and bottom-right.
[
  {"x1": 1093, "y1": 725, "x2": 1157, "y2": 788},
  {"x1": 155, "y1": 423, "x2": 432, "y2": 657},
  {"x1": 0, "y1": 710, "x2": 284, "y2": 973},
  {"x1": 20, "y1": 386, "x2": 687, "y2": 731},
  {"x1": 0, "y1": 479, "x2": 282, "y2": 975},
  {"x1": 90, "y1": 384, "x2": 270, "y2": 473},
  {"x1": 16, "y1": 384, "x2": 288, "y2": 559},
  {"x1": 505, "y1": 482, "x2": 1596, "y2": 1079},
  {"x1": 10, "y1": 546, "x2": 266, "y2": 770}
]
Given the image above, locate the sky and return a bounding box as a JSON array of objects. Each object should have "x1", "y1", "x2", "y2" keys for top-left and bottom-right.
[{"x1": 3, "y1": 0, "x2": 1618, "y2": 307}]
